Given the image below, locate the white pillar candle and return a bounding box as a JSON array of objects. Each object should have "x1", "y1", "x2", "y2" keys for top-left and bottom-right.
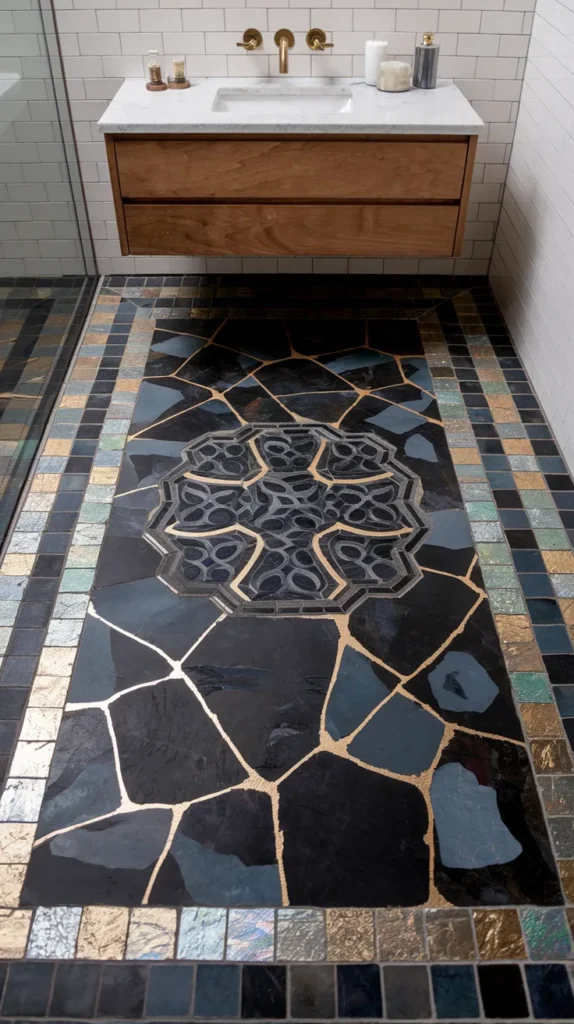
[
  {"x1": 365, "y1": 40, "x2": 388, "y2": 87},
  {"x1": 378, "y1": 60, "x2": 411, "y2": 93}
]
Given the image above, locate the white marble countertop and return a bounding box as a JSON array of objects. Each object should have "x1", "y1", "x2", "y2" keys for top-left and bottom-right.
[{"x1": 98, "y1": 78, "x2": 484, "y2": 136}]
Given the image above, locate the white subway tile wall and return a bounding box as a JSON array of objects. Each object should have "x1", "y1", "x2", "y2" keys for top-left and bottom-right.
[
  {"x1": 3, "y1": 0, "x2": 533, "y2": 275},
  {"x1": 0, "y1": 5, "x2": 89, "y2": 275},
  {"x1": 490, "y1": 0, "x2": 574, "y2": 473}
]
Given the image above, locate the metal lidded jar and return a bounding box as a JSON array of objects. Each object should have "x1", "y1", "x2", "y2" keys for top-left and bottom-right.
[{"x1": 412, "y1": 32, "x2": 439, "y2": 90}]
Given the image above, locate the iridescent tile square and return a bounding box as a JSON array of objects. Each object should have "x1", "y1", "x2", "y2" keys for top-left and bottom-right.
[
  {"x1": 521, "y1": 908, "x2": 573, "y2": 959},
  {"x1": 226, "y1": 909, "x2": 274, "y2": 962},
  {"x1": 27, "y1": 906, "x2": 81, "y2": 959},
  {"x1": 178, "y1": 908, "x2": 226, "y2": 961},
  {"x1": 510, "y1": 672, "x2": 552, "y2": 702}
]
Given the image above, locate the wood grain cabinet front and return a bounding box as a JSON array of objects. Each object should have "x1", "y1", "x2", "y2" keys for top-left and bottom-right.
[{"x1": 105, "y1": 134, "x2": 477, "y2": 258}]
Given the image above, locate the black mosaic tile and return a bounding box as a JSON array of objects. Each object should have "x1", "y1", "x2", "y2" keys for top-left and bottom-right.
[
  {"x1": 49, "y1": 963, "x2": 100, "y2": 1018},
  {"x1": 431, "y1": 965, "x2": 479, "y2": 1019},
  {"x1": 97, "y1": 963, "x2": 147, "y2": 1018},
  {"x1": 382, "y1": 965, "x2": 431, "y2": 1020},
  {"x1": 290, "y1": 966, "x2": 336, "y2": 1020},
  {"x1": 477, "y1": 964, "x2": 528, "y2": 1018},
  {"x1": 525, "y1": 963, "x2": 574, "y2": 1019},
  {"x1": 241, "y1": 966, "x2": 286, "y2": 1019},
  {"x1": 336, "y1": 965, "x2": 382, "y2": 1019},
  {"x1": 1, "y1": 962, "x2": 54, "y2": 1016}
]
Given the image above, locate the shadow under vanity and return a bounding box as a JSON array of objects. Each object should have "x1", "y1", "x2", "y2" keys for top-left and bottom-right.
[{"x1": 99, "y1": 79, "x2": 483, "y2": 259}]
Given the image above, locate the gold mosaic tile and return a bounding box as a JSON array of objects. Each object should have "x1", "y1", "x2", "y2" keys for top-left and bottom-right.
[
  {"x1": 0, "y1": 864, "x2": 26, "y2": 906},
  {"x1": 559, "y1": 861, "x2": 574, "y2": 904},
  {"x1": 559, "y1": 599, "x2": 574, "y2": 625},
  {"x1": 126, "y1": 908, "x2": 177, "y2": 960},
  {"x1": 477, "y1": 368, "x2": 504, "y2": 381},
  {"x1": 31, "y1": 474, "x2": 60, "y2": 492},
  {"x1": 473, "y1": 909, "x2": 526, "y2": 959},
  {"x1": 502, "y1": 438, "x2": 534, "y2": 455},
  {"x1": 487, "y1": 394, "x2": 514, "y2": 409},
  {"x1": 492, "y1": 407, "x2": 519, "y2": 423},
  {"x1": 514, "y1": 471, "x2": 547, "y2": 490},
  {"x1": 71, "y1": 367, "x2": 98, "y2": 381},
  {"x1": 0, "y1": 909, "x2": 32, "y2": 958},
  {"x1": 426, "y1": 909, "x2": 476, "y2": 960},
  {"x1": 375, "y1": 909, "x2": 426, "y2": 961},
  {"x1": 450, "y1": 448, "x2": 481, "y2": 465},
  {"x1": 0, "y1": 554, "x2": 35, "y2": 575},
  {"x1": 531, "y1": 739, "x2": 574, "y2": 773},
  {"x1": 520, "y1": 702, "x2": 564, "y2": 738},
  {"x1": 542, "y1": 550, "x2": 574, "y2": 574},
  {"x1": 116, "y1": 379, "x2": 140, "y2": 392},
  {"x1": 28, "y1": 675, "x2": 70, "y2": 708},
  {"x1": 90, "y1": 467, "x2": 119, "y2": 486},
  {"x1": 0, "y1": 823, "x2": 36, "y2": 864},
  {"x1": 59, "y1": 395, "x2": 87, "y2": 409},
  {"x1": 326, "y1": 909, "x2": 374, "y2": 962},
  {"x1": 502, "y1": 642, "x2": 544, "y2": 672},
  {"x1": 43, "y1": 439, "x2": 73, "y2": 456},
  {"x1": 495, "y1": 615, "x2": 534, "y2": 643},
  {"x1": 76, "y1": 906, "x2": 130, "y2": 960}
]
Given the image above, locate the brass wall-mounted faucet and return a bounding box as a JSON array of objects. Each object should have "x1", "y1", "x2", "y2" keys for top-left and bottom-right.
[
  {"x1": 236, "y1": 28, "x2": 263, "y2": 51},
  {"x1": 274, "y1": 29, "x2": 295, "y2": 74},
  {"x1": 306, "y1": 28, "x2": 334, "y2": 51}
]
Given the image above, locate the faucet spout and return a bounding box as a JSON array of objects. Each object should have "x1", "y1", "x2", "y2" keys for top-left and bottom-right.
[{"x1": 274, "y1": 29, "x2": 294, "y2": 75}]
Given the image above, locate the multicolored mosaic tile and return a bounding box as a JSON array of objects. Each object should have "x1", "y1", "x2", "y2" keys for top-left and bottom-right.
[{"x1": 1, "y1": 277, "x2": 574, "y2": 1024}]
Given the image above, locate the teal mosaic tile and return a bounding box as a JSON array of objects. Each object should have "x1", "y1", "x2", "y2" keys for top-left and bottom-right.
[
  {"x1": 487, "y1": 590, "x2": 527, "y2": 614},
  {"x1": 482, "y1": 565, "x2": 518, "y2": 589},
  {"x1": 455, "y1": 464, "x2": 487, "y2": 481},
  {"x1": 460, "y1": 483, "x2": 491, "y2": 500},
  {"x1": 59, "y1": 568, "x2": 96, "y2": 593},
  {"x1": 521, "y1": 908, "x2": 573, "y2": 960},
  {"x1": 510, "y1": 672, "x2": 552, "y2": 703},
  {"x1": 465, "y1": 501, "x2": 498, "y2": 521},
  {"x1": 78, "y1": 503, "x2": 111, "y2": 524},
  {"x1": 527, "y1": 509, "x2": 563, "y2": 529},
  {"x1": 99, "y1": 435, "x2": 128, "y2": 450},
  {"x1": 534, "y1": 529, "x2": 570, "y2": 550},
  {"x1": 476, "y1": 543, "x2": 512, "y2": 565},
  {"x1": 521, "y1": 489, "x2": 555, "y2": 509},
  {"x1": 497, "y1": 423, "x2": 528, "y2": 438},
  {"x1": 482, "y1": 381, "x2": 510, "y2": 394},
  {"x1": 84, "y1": 484, "x2": 115, "y2": 503}
]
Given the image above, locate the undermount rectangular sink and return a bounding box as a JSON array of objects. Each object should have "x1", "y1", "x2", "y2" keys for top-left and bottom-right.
[{"x1": 212, "y1": 86, "x2": 354, "y2": 116}]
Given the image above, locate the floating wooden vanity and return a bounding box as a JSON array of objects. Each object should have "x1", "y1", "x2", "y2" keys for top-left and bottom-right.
[{"x1": 100, "y1": 81, "x2": 483, "y2": 259}]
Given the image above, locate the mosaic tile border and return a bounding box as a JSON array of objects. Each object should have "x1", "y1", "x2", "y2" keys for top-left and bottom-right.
[
  {"x1": 0, "y1": 955, "x2": 574, "y2": 1021},
  {"x1": 0, "y1": 278, "x2": 573, "y2": 976}
]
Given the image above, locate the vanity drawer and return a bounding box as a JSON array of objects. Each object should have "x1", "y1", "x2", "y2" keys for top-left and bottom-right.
[
  {"x1": 115, "y1": 139, "x2": 468, "y2": 202},
  {"x1": 124, "y1": 203, "x2": 459, "y2": 257}
]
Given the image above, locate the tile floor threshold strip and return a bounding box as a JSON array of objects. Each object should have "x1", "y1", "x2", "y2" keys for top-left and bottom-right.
[
  {"x1": 0, "y1": 957, "x2": 573, "y2": 1021},
  {"x1": 0, "y1": 277, "x2": 573, "y2": 1024}
]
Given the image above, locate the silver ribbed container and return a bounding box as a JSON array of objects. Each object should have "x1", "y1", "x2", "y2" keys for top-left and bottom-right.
[{"x1": 413, "y1": 33, "x2": 439, "y2": 90}]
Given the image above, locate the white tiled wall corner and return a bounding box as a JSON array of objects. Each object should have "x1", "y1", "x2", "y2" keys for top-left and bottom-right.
[
  {"x1": 46, "y1": 0, "x2": 534, "y2": 275},
  {"x1": 491, "y1": 0, "x2": 574, "y2": 473},
  {"x1": 0, "y1": 4, "x2": 90, "y2": 275}
]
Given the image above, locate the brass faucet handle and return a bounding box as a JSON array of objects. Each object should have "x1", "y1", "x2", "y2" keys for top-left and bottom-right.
[
  {"x1": 236, "y1": 28, "x2": 263, "y2": 50},
  {"x1": 306, "y1": 28, "x2": 334, "y2": 50}
]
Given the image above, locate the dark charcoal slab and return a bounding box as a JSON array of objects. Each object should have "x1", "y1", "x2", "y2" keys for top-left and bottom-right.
[
  {"x1": 109, "y1": 678, "x2": 248, "y2": 805},
  {"x1": 150, "y1": 789, "x2": 281, "y2": 906},
  {"x1": 225, "y1": 375, "x2": 293, "y2": 423},
  {"x1": 282, "y1": 391, "x2": 357, "y2": 423},
  {"x1": 21, "y1": 808, "x2": 172, "y2": 905},
  {"x1": 135, "y1": 397, "x2": 240, "y2": 443},
  {"x1": 177, "y1": 345, "x2": 259, "y2": 390},
  {"x1": 184, "y1": 616, "x2": 338, "y2": 779},
  {"x1": 405, "y1": 599, "x2": 524, "y2": 741},
  {"x1": 320, "y1": 349, "x2": 404, "y2": 390},
  {"x1": 349, "y1": 570, "x2": 478, "y2": 677},
  {"x1": 431, "y1": 732, "x2": 563, "y2": 905},
  {"x1": 368, "y1": 320, "x2": 424, "y2": 355},
  {"x1": 286, "y1": 320, "x2": 366, "y2": 356},
  {"x1": 66, "y1": 612, "x2": 171, "y2": 703},
  {"x1": 255, "y1": 359, "x2": 348, "y2": 395},
  {"x1": 36, "y1": 708, "x2": 120, "y2": 839},
  {"x1": 279, "y1": 751, "x2": 429, "y2": 905},
  {"x1": 90, "y1": 576, "x2": 220, "y2": 661},
  {"x1": 215, "y1": 320, "x2": 291, "y2": 360}
]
